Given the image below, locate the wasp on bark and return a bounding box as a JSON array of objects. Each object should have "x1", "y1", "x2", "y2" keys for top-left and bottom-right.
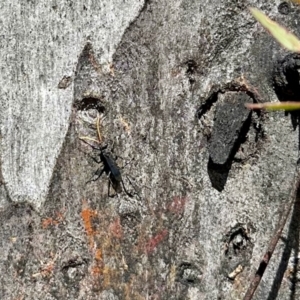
[{"x1": 80, "y1": 117, "x2": 134, "y2": 197}]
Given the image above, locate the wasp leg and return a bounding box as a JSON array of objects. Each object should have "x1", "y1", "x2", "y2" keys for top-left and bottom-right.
[
  {"x1": 80, "y1": 137, "x2": 100, "y2": 148},
  {"x1": 124, "y1": 175, "x2": 142, "y2": 199},
  {"x1": 107, "y1": 173, "x2": 120, "y2": 198},
  {"x1": 90, "y1": 155, "x2": 102, "y2": 164},
  {"x1": 118, "y1": 157, "x2": 134, "y2": 170},
  {"x1": 107, "y1": 178, "x2": 115, "y2": 198},
  {"x1": 119, "y1": 178, "x2": 134, "y2": 198},
  {"x1": 86, "y1": 167, "x2": 105, "y2": 184}
]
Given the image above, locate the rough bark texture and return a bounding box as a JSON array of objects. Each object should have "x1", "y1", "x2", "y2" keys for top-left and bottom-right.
[{"x1": 1, "y1": 1, "x2": 300, "y2": 299}]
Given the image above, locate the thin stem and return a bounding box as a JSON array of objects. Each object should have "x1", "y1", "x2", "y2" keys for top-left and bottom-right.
[{"x1": 243, "y1": 168, "x2": 300, "y2": 300}]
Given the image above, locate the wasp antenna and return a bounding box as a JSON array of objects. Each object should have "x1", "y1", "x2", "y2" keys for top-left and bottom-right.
[
  {"x1": 96, "y1": 116, "x2": 103, "y2": 143},
  {"x1": 79, "y1": 136, "x2": 101, "y2": 144}
]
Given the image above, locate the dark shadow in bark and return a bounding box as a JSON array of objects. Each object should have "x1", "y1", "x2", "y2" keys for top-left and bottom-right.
[
  {"x1": 207, "y1": 159, "x2": 232, "y2": 192},
  {"x1": 198, "y1": 89, "x2": 253, "y2": 192},
  {"x1": 273, "y1": 53, "x2": 300, "y2": 132},
  {"x1": 273, "y1": 53, "x2": 300, "y2": 103},
  {"x1": 207, "y1": 113, "x2": 251, "y2": 192},
  {"x1": 266, "y1": 188, "x2": 300, "y2": 300},
  {"x1": 76, "y1": 97, "x2": 106, "y2": 113},
  {"x1": 196, "y1": 90, "x2": 219, "y2": 119}
]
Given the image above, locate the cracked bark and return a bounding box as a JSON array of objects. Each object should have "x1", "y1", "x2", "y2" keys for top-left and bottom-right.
[{"x1": 1, "y1": 1, "x2": 300, "y2": 299}]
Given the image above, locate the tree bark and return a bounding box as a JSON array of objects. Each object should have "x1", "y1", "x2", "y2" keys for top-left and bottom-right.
[{"x1": 1, "y1": 1, "x2": 300, "y2": 299}]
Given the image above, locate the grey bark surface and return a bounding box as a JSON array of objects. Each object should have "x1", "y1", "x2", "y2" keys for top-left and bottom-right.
[{"x1": 1, "y1": 1, "x2": 300, "y2": 299}]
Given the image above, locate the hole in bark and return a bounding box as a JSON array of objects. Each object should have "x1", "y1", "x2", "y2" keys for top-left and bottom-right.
[
  {"x1": 223, "y1": 224, "x2": 253, "y2": 258},
  {"x1": 176, "y1": 262, "x2": 202, "y2": 286},
  {"x1": 221, "y1": 223, "x2": 254, "y2": 279},
  {"x1": 61, "y1": 257, "x2": 86, "y2": 271},
  {"x1": 61, "y1": 256, "x2": 87, "y2": 285},
  {"x1": 185, "y1": 60, "x2": 197, "y2": 84},
  {"x1": 278, "y1": 2, "x2": 290, "y2": 15},
  {"x1": 185, "y1": 60, "x2": 197, "y2": 75},
  {"x1": 77, "y1": 97, "x2": 106, "y2": 113},
  {"x1": 226, "y1": 227, "x2": 250, "y2": 255}
]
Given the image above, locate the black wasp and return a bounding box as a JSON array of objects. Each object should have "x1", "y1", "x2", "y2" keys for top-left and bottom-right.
[{"x1": 80, "y1": 116, "x2": 134, "y2": 197}]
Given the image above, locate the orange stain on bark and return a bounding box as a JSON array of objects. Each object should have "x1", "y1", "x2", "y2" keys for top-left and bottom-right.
[
  {"x1": 167, "y1": 196, "x2": 187, "y2": 215},
  {"x1": 42, "y1": 218, "x2": 57, "y2": 228},
  {"x1": 91, "y1": 248, "x2": 104, "y2": 276},
  {"x1": 40, "y1": 262, "x2": 55, "y2": 277},
  {"x1": 94, "y1": 248, "x2": 103, "y2": 261},
  {"x1": 91, "y1": 265, "x2": 103, "y2": 276},
  {"x1": 109, "y1": 217, "x2": 123, "y2": 239},
  {"x1": 42, "y1": 211, "x2": 65, "y2": 229},
  {"x1": 81, "y1": 208, "x2": 98, "y2": 248},
  {"x1": 145, "y1": 229, "x2": 168, "y2": 254},
  {"x1": 80, "y1": 202, "x2": 125, "y2": 290}
]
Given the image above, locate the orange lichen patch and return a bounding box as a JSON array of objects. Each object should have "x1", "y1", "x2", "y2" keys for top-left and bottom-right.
[
  {"x1": 167, "y1": 196, "x2": 187, "y2": 215},
  {"x1": 81, "y1": 208, "x2": 98, "y2": 248},
  {"x1": 99, "y1": 236, "x2": 122, "y2": 256},
  {"x1": 91, "y1": 257, "x2": 121, "y2": 290},
  {"x1": 42, "y1": 218, "x2": 57, "y2": 228},
  {"x1": 144, "y1": 229, "x2": 168, "y2": 254},
  {"x1": 80, "y1": 202, "x2": 127, "y2": 290},
  {"x1": 42, "y1": 211, "x2": 65, "y2": 229},
  {"x1": 94, "y1": 248, "x2": 103, "y2": 261},
  {"x1": 90, "y1": 248, "x2": 104, "y2": 277},
  {"x1": 109, "y1": 217, "x2": 123, "y2": 239},
  {"x1": 102, "y1": 266, "x2": 121, "y2": 288},
  {"x1": 91, "y1": 265, "x2": 118, "y2": 288},
  {"x1": 91, "y1": 265, "x2": 103, "y2": 276}
]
